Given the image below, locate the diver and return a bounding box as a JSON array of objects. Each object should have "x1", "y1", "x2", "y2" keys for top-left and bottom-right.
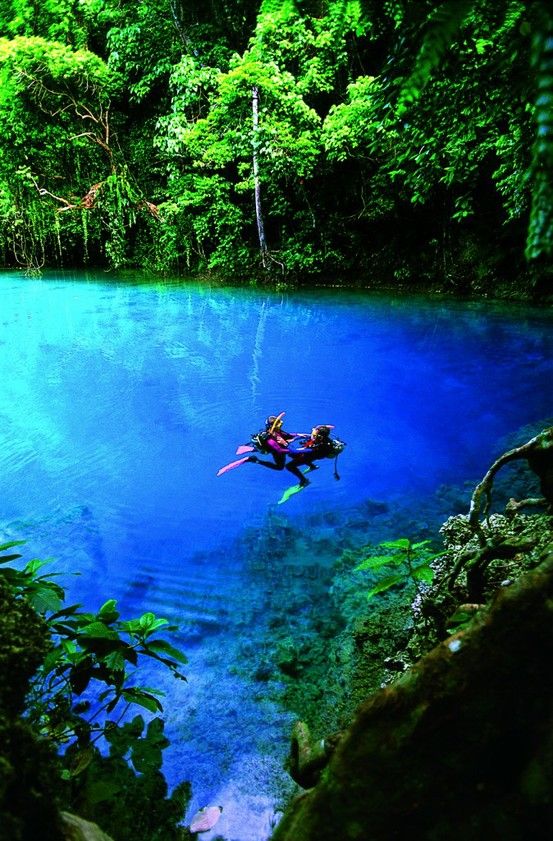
[
  {"x1": 248, "y1": 413, "x2": 310, "y2": 485},
  {"x1": 287, "y1": 424, "x2": 344, "y2": 483}
]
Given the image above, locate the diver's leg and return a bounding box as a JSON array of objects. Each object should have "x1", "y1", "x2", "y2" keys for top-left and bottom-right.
[
  {"x1": 286, "y1": 461, "x2": 310, "y2": 486},
  {"x1": 248, "y1": 455, "x2": 285, "y2": 471}
]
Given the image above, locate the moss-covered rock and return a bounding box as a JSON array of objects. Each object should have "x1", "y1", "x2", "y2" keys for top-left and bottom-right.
[
  {"x1": 273, "y1": 549, "x2": 553, "y2": 841},
  {"x1": 0, "y1": 578, "x2": 63, "y2": 840},
  {"x1": 0, "y1": 577, "x2": 50, "y2": 715}
]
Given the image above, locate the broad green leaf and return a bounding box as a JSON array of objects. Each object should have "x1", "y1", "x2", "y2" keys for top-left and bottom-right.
[
  {"x1": 413, "y1": 565, "x2": 434, "y2": 583},
  {"x1": 28, "y1": 585, "x2": 63, "y2": 614},
  {"x1": 131, "y1": 737, "x2": 165, "y2": 774},
  {"x1": 412, "y1": 540, "x2": 431, "y2": 550},
  {"x1": 144, "y1": 618, "x2": 170, "y2": 635},
  {"x1": 120, "y1": 619, "x2": 142, "y2": 633},
  {"x1": 42, "y1": 647, "x2": 64, "y2": 676},
  {"x1": 24, "y1": 558, "x2": 50, "y2": 575},
  {"x1": 355, "y1": 554, "x2": 397, "y2": 571},
  {"x1": 366, "y1": 573, "x2": 404, "y2": 599},
  {"x1": 0, "y1": 553, "x2": 23, "y2": 564},
  {"x1": 0, "y1": 540, "x2": 26, "y2": 551},
  {"x1": 78, "y1": 622, "x2": 119, "y2": 640},
  {"x1": 68, "y1": 746, "x2": 95, "y2": 777},
  {"x1": 98, "y1": 599, "x2": 119, "y2": 618},
  {"x1": 144, "y1": 639, "x2": 188, "y2": 664},
  {"x1": 104, "y1": 651, "x2": 126, "y2": 672},
  {"x1": 33, "y1": 578, "x2": 65, "y2": 597},
  {"x1": 138, "y1": 612, "x2": 169, "y2": 635},
  {"x1": 122, "y1": 688, "x2": 163, "y2": 713},
  {"x1": 87, "y1": 780, "x2": 122, "y2": 805},
  {"x1": 380, "y1": 539, "x2": 410, "y2": 550}
]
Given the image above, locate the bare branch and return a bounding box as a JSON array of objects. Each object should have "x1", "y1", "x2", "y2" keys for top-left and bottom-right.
[{"x1": 468, "y1": 427, "x2": 553, "y2": 543}]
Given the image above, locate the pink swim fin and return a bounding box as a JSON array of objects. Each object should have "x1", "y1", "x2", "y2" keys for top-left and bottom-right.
[
  {"x1": 216, "y1": 456, "x2": 250, "y2": 476},
  {"x1": 236, "y1": 444, "x2": 255, "y2": 455}
]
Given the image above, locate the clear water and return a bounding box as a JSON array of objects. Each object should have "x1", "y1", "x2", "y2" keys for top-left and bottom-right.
[{"x1": 1, "y1": 270, "x2": 552, "y2": 838}]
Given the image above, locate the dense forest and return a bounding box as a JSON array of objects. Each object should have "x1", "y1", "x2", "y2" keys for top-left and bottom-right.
[{"x1": 1, "y1": 0, "x2": 552, "y2": 294}]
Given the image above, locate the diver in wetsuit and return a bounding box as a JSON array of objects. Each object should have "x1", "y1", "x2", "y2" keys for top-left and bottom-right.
[
  {"x1": 248, "y1": 414, "x2": 309, "y2": 485},
  {"x1": 285, "y1": 424, "x2": 337, "y2": 485}
]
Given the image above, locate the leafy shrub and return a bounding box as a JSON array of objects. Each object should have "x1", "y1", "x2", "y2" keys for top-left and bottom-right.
[
  {"x1": 355, "y1": 538, "x2": 443, "y2": 600},
  {"x1": 0, "y1": 539, "x2": 190, "y2": 840}
]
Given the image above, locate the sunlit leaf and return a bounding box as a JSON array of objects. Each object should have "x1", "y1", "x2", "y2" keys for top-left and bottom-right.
[
  {"x1": 366, "y1": 573, "x2": 404, "y2": 599},
  {"x1": 24, "y1": 558, "x2": 51, "y2": 575},
  {"x1": 98, "y1": 599, "x2": 119, "y2": 622},
  {"x1": 413, "y1": 565, "x2": 434, "y2": 583},
  {"x1": 380, "y1": 539, "x2": 410, "y2": 550},
  {"x1": 0, "y1": 539, "x2": 26, "y2": 551},
  {"x1": 28, "y1": 585, "x2": 64, "y2": 614},
  {"x1": 355, "y1": 554, "x2": 398, "y2": 571}
]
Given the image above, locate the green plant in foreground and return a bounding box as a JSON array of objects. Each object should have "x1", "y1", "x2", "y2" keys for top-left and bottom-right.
[
  {"x1": 355, "y1": 538, "x2": 443, "y2": 600},
  {"x1": 0, "y1": 538, "x2": 190, "y2": 839}
]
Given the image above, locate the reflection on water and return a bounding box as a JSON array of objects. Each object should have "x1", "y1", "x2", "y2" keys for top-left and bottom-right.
[{"x1": 1, "y1": 270, "x2": 553, "y2": 839}]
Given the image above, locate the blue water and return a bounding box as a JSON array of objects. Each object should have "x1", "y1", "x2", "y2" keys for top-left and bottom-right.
[{"x1": 1, "y1": 270, "x2": 552, "y2": 838}]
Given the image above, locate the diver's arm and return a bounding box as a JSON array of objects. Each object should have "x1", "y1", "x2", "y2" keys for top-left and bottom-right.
[{"x1": 266, "y1": 438, "x2": 291, "y2": 454}]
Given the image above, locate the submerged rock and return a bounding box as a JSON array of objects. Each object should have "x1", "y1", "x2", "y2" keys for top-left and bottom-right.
[{"x1": 272, "y1": 548, "x2": 553, "y2": 840}]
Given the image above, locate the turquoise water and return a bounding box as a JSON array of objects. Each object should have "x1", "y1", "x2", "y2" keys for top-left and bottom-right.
[{"x1": 1, "y1": 270, "x2": 552, "y2": 838}]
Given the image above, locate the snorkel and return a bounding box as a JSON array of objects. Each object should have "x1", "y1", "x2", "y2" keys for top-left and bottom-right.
[{"x1": 269, "y1": 412, "x2": 286, "y2": 434}]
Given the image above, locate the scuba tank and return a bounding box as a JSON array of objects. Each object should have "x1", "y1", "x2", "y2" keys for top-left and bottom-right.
[
  {"x1": 250, "y1": 430, "x2": 271, "y2": 453},
  {"x1": 328, "y1": 437, "x2": 345, "y2": 457}
]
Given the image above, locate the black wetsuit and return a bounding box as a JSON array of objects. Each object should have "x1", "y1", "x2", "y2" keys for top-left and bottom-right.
[{"x1": 252, "y1": 429, "x2": 307, "y2": 483}]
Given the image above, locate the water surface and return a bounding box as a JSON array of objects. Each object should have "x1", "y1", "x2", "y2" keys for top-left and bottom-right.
[{"x1": 1, "y1": 271, "x2": 552, "y2": 838}]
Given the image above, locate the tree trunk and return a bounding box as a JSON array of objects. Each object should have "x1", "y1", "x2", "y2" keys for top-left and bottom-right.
[{"x1": 252, "y1": 85, "x2": 269, "y2": 268}]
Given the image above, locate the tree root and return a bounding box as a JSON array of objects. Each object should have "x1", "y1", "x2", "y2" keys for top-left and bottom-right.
[
  {"x1": 445, "y1": 536, "x2": 537, "y2": 599},
  {"x1": 288, "y1": 721, "x2": 340, "y2": 789},
  {"x1": 468, "y1": 426, "x2": 553, "y2": 544}
]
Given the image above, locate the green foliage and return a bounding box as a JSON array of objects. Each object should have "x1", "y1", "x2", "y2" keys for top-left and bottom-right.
[
  {"x1": 106, "y1": 0, "x2": 181, "y2": 103},
  {"x1": 397, "y1": 0, "x2": 474, "y2": 117},
  {"x1": 0, "y1": 34, "x2": 115, "y2": 268},
  {"x1": 0, "y1": 573, "x2": 64, "y2": 840},
  {"x1": 154, "y1": 0, "x2": 367, "y2": 276},
  {"x1": 66, "y1": 715, "x2": 190, "y2": 841},
  {"x1": 0, "y1": 0, "x2": 552, "y2": 286},
  {"x1": 526, "y1": 2, "x2": 553, "y2": 261},
  {"x1": 0, "y1": 540, "x2": 189, "y2": 838},
  {"x1": 355, "y1": 538, "x2": 443, "y2": 600}
]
